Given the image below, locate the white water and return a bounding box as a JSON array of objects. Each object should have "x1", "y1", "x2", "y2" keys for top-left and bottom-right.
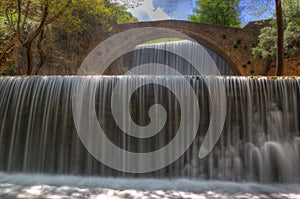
[
  {"x1": 0, "y1": 41, "x2": 300, "y2": 198},
  {"x1": 133, "y1": 40, "x2": 234, "y2": 75},
  {"x1": 0, "y1": 172, "x2": 299, "y2": 199},
  {"x1": 0, "y1": 76, "x2": 299, "y2": 183}
]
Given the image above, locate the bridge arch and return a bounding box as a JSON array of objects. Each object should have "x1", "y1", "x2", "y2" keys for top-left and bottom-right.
[{"x1": 110, "y1": 20, "x2": 261, "y2": 75}]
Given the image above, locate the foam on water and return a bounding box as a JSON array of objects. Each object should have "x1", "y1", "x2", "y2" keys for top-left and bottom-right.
[{"x1": 0, "y1": 172, "x2": 299, "y2": 194}]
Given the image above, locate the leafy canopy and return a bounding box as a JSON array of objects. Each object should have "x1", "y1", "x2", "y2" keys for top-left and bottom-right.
[
  {"x1": 0, "y1": 0, "x2": 137, "y2": 75},
  {"x1": 189, "y1": 0, "x2": 241, "y2": 27},
  {"x1": 252, "y1": 0, "x2": 300, "y2": 60}
]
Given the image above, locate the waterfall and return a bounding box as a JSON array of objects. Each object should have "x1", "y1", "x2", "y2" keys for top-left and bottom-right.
[
  {"x1": 107, "y1": 40, "x2": 234, "y2": 75},
  {"x1": 133, "y1": 40, "x2": 234, "y2": 75},
  {"x1": 0, "y1": 76, "x2": 299, "y2": 183}
]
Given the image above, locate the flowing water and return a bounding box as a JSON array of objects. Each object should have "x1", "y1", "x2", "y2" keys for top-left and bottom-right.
[
  {"x1": 133, "y1": 41, "x2": 234, "y2": 75},
  {"x1": 0, "y1": 76, "x2": 299, "y2": 183},
  {"x1": 0, "y1": 41, "x2": 299, "y2": 198},
  {"x1": 0, "y1": 172, "x2": 299, "y2": 199},
  {"x1": 107, "y1": 40, "x2": 234, "y2": 76}
]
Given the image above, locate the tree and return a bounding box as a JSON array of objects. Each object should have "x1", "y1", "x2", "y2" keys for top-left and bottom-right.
[
  {"x1": 275, "y1": 0, "x2": 284, "y2": 76},
  {"x1": 189, "y1": 0, "x2": 241, "y2": 27},
  {"x1": 0, "y1": 0, "x2": 137, "y2": 75},
  {"x1": 252, "y1": 0, "x2": 300, "y2": 74},
  {"x1": 0, "y1": 0, "x2": 73, "y2": 75}
]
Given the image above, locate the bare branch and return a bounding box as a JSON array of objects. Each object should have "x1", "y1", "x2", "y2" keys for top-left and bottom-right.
[
  {"x1": 5, "y1": 7, "x2": 16, "y2": 32},
  {"x1": 33, "y1": 28, "x2": 52, "y2": 75},
  {"x1": 5, "y1": 5, "x2": 26, "y2": 45},
  {"x1": 20, "y1": 0, "x2": 32, "y2": 32},
  {"x1": 17, "y1": 0, "x2": 21, "y2": 32},
  {"x1": 26, "y1": 0, "x2": 49, "y2": 44}
]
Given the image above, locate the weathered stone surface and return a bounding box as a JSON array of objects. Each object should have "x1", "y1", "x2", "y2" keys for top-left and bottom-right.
[
  {"x1": 37, "y1": 20, "x2": 274, "y2": 76},
  {"x1": 111, "y1": 20, "x2": 268, "y2": 76}
]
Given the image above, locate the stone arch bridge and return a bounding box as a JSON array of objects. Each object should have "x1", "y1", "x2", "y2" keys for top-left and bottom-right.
[{"x1": 109, "y1": 20, "x2": 267, "y2": 76}]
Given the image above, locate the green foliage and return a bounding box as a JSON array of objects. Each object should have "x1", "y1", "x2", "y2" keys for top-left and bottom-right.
[
  {"x1": 0, "y1": 0, "x2": 137, "y2": 36},
  {"x1": 114, "y1": 5, "x2": 138, "y2": 24},
  {"x1": 189, "y1": 0, "x2": 241, "y2": 27},
  {"x1": 54, "y1": 0, "x2": 138, "y2": 34},
  {"x1": 252, "y1": 26, "x2": 277, "y2": 59},
  {"x1": 252, "y1": 0, "x2": 300, "y2": 60},
  {"x1": 0, "y1": 0, "x2": 137, "y2": 74},
  {"x1": 143, "y1": 38, "x2": 183, "y2": 44}
]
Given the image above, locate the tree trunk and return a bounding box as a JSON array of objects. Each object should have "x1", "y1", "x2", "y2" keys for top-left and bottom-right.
[
  {"x1": 275, "y1": 0, "x2": 284, "y2": 76},
  {"x1": 25, "y1": 43, "x2": 33, "y2": 75},
  {"x1": 33, "y1": 52, "x2": 50, "y2": 75}
]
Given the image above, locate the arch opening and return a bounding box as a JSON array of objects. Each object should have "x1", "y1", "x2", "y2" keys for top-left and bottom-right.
[{"x1": 105, "y1": 38, "x2": 235, "y2": 76}]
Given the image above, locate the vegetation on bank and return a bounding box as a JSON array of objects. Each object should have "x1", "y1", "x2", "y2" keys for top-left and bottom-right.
[
  {"x1": 189, "y1": 0, "x2": 300, "y2": 76},
  {"x1": 0, "y1": 0, "x2": 137, "y2": 75},
  {"x1": 252, "y1": 1, "x2": 300, "y2": 60},
  {"x1": 0, "y1": 0, "x2": 299, "y2": 76}
]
